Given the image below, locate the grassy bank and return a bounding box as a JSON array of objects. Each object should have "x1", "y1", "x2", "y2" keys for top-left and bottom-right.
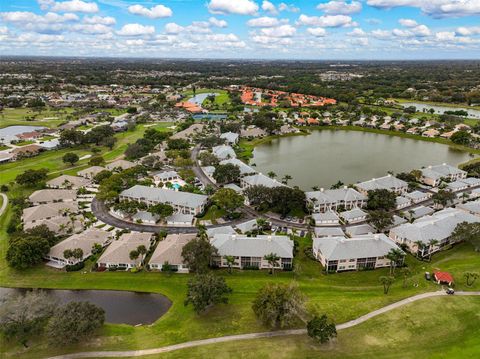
[{"x1": 392, "y1": 98, "x2": 480, "y2": 111}]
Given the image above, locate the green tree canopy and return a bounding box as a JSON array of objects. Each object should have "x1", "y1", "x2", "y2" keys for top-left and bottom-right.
[
  {"x1": 46, "y1": 302, "x2": 105, "y2": 345},
  {"x1": 252, "y1": 283, "x2": 306, "y2": 329},
  {"x1": 307, "y1": 315, "x2": 337, "y2": 344},
  {"x1": 184, "y1": 273, "x2": 232, "y2": 314}
]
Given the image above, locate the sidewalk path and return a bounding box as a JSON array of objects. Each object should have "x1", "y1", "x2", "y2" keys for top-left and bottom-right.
[
  {"x1": 47, "y1": 291, "x2": 480, "y2": 359},
  {"x1": 0, "y1": 193, "x2": 8, "y2": 218}
]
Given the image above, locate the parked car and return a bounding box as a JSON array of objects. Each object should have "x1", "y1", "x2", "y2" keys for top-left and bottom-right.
[
  {"x1": 425, "y1": 272, "x2": 431, "y2": 281},
  {"x1": 446, "y1": 288, "x2": 455, "y2": 295}
]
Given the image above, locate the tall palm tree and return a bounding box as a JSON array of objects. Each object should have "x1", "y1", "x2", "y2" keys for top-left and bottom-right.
[
  {"x1": 197, "y1": 224, "x2": 208, "y2": 241},
  {"x1": 256, "y1": 218, "x2": 268, "y2": 234},
  {"x1": 414, "y1": 240, "x2": 426, "y2": 259},
  {"x1": 282, "y1": 174, "x2": 292, "y2": 185},
  {"x1": 267, "y1": 171, "x2": 277, "y2": 179},
  {"x1": 264, "y1": 252, "x2": 280, "y2": 275},
  {"x1": 386, "y1": 248, "x2": 404, "y2": 276},
  {"x1": 224, "y1": 255, "x2": 236, "y2": 274},
  {"x1": 129, "y1": 250, "x2": 139, "y2": 268},
  {"x1": 137, "y1": 245, "x2": 147, "y2": 264},
  {"x1": 427, "y1": 239, "x2": 439, "y2": 261}
]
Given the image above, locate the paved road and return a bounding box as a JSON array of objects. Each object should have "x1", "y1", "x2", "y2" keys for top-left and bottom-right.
[
  {"x1": 0, "y1": 193, "x2": 8, "y2": 218},
  {"x1": 47, "y1": 291, "x2": 480, "y2": 359}
]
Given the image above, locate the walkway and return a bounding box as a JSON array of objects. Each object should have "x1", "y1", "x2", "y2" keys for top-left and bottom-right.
[
  {"x1": 47, "y1": 291, "x2": 480, "y2": 359},
  {"x1": 0, "y1": 193, "x2": 8, "y2": 218}
]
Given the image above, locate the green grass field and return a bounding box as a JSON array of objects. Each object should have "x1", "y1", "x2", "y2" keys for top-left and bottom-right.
[
  {"x1": 0, "y1": 122, "x2": 173, "y2": 186},
  {"x1": 1, "y1": 117, "x2": 480, "y2": 357},
  {"x1": 0, "y1": 213, "x2": 479, "y2": 359},
  {"x1": 0, "y1": 107, "x2": 75, "y2": 129},
  {"x1": 116, "y1": 296, "x2": 480, "y2": 359}
]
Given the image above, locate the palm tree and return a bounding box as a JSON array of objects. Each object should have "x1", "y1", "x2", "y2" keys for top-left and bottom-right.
[
  {"x1": 386, "y1": 248, "x2": 404, "y2": 276},
  {"x1": 224, "y1": 255, "x2": 236, "y2": 274},
  {"x1": 197, "y1": 224, "x2": 208, "y2": 241},
  {"x1": 427, "y1": 239, "x2": 439, "y2": 261},
  {"x1": 129, "y1": 250, "x2": 139, "y2": 268},
  {"x1": 264, "y1": 252, "x2": 280, "y2": 275},
  {"x1": 63, "y1": 249, "x2": 73, "y2": 262},
  {"x1": 137, "y1": 245, "x2": 147, "y2": 264},
  {"x1": 267, "y1": 171, "x2": 277, "y2": 179},
  {"x1": 401, "y1": 267, "x2": 411, "y2": 288},
  {"x1": 414, "y1": 240, "x2": 426, "y2": 259},
  {"x1": 282, "y1": 174, "x2": 292, "y2": 185},
  {"x1": 256, "y1": 218, "x2": 268, "y2": 234},
  {"x1": 379, "y1": 276, "x2": 394, "y2": 294}
]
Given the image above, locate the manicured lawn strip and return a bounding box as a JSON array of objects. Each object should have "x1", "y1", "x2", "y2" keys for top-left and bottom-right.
[{"x1": 127, "y1": 296, "x2": 480, "y2": 359}]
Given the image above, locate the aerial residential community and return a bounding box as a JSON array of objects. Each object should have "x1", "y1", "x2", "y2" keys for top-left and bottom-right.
[{"x1": 1, "y1": 1, "x2": 480, "y2": 358}]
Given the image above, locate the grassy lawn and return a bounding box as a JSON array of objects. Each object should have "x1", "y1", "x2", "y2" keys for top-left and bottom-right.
[
  {"x1": 131, "y1": 296, "x2": 480, "y2": 359},
  {"x1": 0, "y1": 107, "x2": 74, "y2": 128},
  {"x1": 198, "y1": 205, "x2": 227, "y2": 224},
  {"x1": 1, "y1": 218, "x2": 479, "y2": 358},
  {"x1": 0, "y1": 122, "x2": 173, "y2": 186}
]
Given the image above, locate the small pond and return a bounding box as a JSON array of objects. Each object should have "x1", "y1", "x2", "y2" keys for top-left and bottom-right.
[
  {"x1": 187, "y1": 92, "x2": 219, "y2": 106},
  {"x1": 0, "y1": 125, "x2": 46, "y2": 143},
  {"x1": 0, "y1": 287, "x2": 172, "y2": 325},
  {"x1": 400, "y1": 102, "x2": 480, "y2": 119}
]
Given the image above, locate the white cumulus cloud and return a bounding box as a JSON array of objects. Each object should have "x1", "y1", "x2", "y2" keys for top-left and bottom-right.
[
  {"x1": 207, "y1": 0, "x2": 259, "y2": 15},
  {"x1": 260, "y1": 24, "x2": 296, "y2": 37},
  {"x1": 50, "y1": 0, "x2": 99, "y2": 13},
  {"x1": 128, "y1": 4, "x2": 172, "y2": 19},
  {"x1": 247, "y1": 16, "x2": 284, "y2": 27},
  {"x1": 307, "y1": 27, "x2": 327, "y2": 37},
  {"x1": 209, "y1": 17, "x2": 227, "y2": 28},
  {"x1": 297, "y1": 14, "x2": 357, "y2": 27},
  {"x1": 317, "y1": 1, "x2": 362, "y2": 15},
  {"x1": 117, "y1": 23, "x2": 155, "y2": 36}
]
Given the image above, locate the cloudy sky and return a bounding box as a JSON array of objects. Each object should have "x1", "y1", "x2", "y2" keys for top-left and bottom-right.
[{"x1": 1, "y1": 0, "x2": 480, "y2": 59}]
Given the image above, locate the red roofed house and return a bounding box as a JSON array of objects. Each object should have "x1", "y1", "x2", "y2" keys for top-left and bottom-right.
[{"x1": 434, "y1": 271, "x2": 454, "y2": 286}]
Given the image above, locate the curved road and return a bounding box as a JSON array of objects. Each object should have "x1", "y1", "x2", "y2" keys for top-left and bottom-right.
[{"x1": 47, "y1": 291, "x2": 480, "y2": 359}]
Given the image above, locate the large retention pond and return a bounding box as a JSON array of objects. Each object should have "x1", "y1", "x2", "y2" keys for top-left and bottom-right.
[
  {"x1": 0, "y1": 287, "x2": 171, "y2": 325},
  {"x1": 251, "y1": 130, "x2": 474, "y2": 190}
]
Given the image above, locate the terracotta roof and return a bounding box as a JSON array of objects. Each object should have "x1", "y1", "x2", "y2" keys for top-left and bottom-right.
[{"x1": 434, "y1": 271, "x2": 454, "y2": 284}]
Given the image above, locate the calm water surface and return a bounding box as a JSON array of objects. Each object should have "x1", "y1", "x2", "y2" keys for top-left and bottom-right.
[
  {"x1": 401, "y1": 102, "x2": 480, "y2": 119},
  {"x1": 0, "y1": 287, "x2": 171, "y2": 325},
  {"x1": 187, "y1": 92, "x2": 219, "y2": 106},
  {"x1": 252, "y1": 130, "x2": 474, "y2": 190}
]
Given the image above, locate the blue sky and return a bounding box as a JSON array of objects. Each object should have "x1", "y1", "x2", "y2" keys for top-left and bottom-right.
[{"x1": 1, "y1": 0, "x2": 480, "y2": 59}]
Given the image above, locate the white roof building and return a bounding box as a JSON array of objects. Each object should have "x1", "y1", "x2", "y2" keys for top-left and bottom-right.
[
  {"x1": 356, "y1": 175, "x2": 408, "y2": 194},
  {"x1": 120, "y1": 185, "x2": 208, "y2": 215},
  {"x1": 212, "y1": 145, "x2": 236, "y2": 160}
]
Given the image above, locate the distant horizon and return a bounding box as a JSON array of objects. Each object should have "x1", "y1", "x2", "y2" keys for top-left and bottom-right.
[
  {"x1": 1, "y1": 55, "x2": 480, "y2": 62},
  {"x1": 1, "y1": 1, "x2": 480, "y2": 59}
]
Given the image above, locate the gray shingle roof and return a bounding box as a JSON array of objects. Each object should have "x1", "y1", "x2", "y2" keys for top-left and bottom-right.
[
  {"x1": 220, "y1": 158, "x2": 256, "y2": 175},
  {"x1": 149, "y1": 233, "x2": 196, "y2": 266},
  {"x1": 457, "y1": 200, "x2": 480, "y2": 215},
  {"x1": 306, "y1": 188, "x2": 366, "y2": 205},
  {"x1": 212, "y1": 145, "x2": 236, "y2": 160},
  {"x1": 314, "y1": 227, "x2": 345, "y2": 238},
  {"x1": 313, "y1": 234, "x2": 401, "y2": 261},
  {"x1": 242, "y1": 173, "x2": 284, "y2": 188},
  {"x1": 120, "y1": 185, "x2": 208, "y2": 209},
  {"x1": 390, "y1": 208, "x2": 480, "y2": 245},
  {"x1": 211, "y1": 234, "x2": 293, "y2": 258},
  {"x1": 356, "y1": 175, "x2": 407, "y2": 192},
  {"x1": 206, "y1": 225, "x2": 237, "y2": 238},
  {"x1": 339, "y1": 208, "x2": 368, "y2": 221},
  {"x1": 29, "y1": 189, "x2": 77, "y2": 203}
]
